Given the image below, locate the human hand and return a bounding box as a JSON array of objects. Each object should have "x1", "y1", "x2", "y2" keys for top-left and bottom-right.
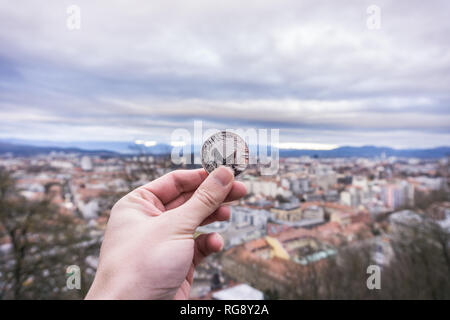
[{"x1": 85, "y1": 166, "x2": 246, "y2": 300}]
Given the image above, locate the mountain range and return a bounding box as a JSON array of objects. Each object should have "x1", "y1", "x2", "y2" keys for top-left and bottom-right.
[
  {"x1": 0, "y1": 140, "x2": 449, "y2": 159},
  {"x1": 0, "y1": 141, "x2": 118, "y2": 157}
]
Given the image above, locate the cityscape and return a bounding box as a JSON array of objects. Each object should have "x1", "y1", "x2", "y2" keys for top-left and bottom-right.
[
  {"x1": 1, "y1": 0, "x2": 449, "y2": 302},
  {"x1": 1, "y1": 144, "x2": 448, "y2": 299}
]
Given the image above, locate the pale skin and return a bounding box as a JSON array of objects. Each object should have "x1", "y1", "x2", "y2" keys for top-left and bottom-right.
[{"x1": 85, "y1": 166, "x2": 246, "y2": 300}]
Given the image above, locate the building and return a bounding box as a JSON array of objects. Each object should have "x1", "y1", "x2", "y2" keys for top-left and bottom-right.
[
  {"x1": 291, "y1": 178, "x2": 309, "y2": 194},
  {"x1": 270, "y1": 203, "x2": 302, "y2": 222},
  {"x1": 80, "y1": 156, "x2": 93, "y2": 171},
  {"x1": 242, "y1": 178, "x2": 277, "y2": 198},
  {"x1": 270, "y1": 202, "x2": 327, "y2": 227},
  {"x1": 212, "y1": 284, "x2": 264, "y2": 300},
  {"x1": 315, "y1": 172, "x2": 337, "y2": 191},
  {"x1": 198, "y1": 206, "x2": 270, "y2": 249},
  {"x1": 382, "y1": 181, "x2": 414, "y2": 209},
  {"x1": 340, "y1": 187, "x2": 363, "y2": 207}
]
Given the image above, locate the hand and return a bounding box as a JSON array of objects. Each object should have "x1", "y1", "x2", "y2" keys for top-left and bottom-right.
[{"x1": 85, "y1": 166, "x2": 246, "y2": 300}]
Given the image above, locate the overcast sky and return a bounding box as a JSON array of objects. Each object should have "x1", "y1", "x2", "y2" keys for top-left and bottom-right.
[{"x1": 0, "y1": 0, "x2": 449, "y2": 149}]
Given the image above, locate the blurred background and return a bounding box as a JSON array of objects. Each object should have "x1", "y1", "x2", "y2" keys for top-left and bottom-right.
[{"x1": 0, "y1": 0, "x2": 449, "y2": 299}]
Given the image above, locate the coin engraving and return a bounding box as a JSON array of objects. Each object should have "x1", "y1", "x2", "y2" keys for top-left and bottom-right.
[{"x1": 201, "y1": 131, "x2": 249, "y2": 176}]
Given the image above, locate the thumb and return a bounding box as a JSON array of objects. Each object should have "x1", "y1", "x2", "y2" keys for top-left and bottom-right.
[{"x1": 171, "y1": 166, "x2": 234, "y2": 228}]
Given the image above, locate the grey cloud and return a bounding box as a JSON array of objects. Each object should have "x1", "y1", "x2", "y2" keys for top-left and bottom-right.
[{"x1": 0, "y1": 0, "x2": 449, "y2": 147}]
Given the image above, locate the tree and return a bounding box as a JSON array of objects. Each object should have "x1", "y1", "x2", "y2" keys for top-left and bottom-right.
[
  {"x1": 0, "y1": 168, "x2": 100, "y2": 299},
  {"x1": 288, "y1": 217, "x2": 450, "y2": 300}
]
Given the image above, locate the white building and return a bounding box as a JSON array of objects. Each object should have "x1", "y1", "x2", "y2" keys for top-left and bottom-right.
[
  {"x1": 242, "y1": 179, "x2": 277, "y2": 198},
  {"x1": 80, "y1": 156, "x2": 93, "y2": 171},
  {"x1": 78, "y1": 199, "x2": 99, "y2": 219},
  {"x1": 212, "y1": 284, "x2": 264, "y2": 300},
  {"x1": 353, "y1": 176, "x2": 369, "y2": 191}
]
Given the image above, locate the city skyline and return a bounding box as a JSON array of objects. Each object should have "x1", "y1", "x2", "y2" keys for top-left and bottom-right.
[{"x1": 1, "y1": 140, "x2": 448, "y2": 299}]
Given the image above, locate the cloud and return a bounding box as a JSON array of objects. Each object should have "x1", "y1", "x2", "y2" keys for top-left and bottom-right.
[{"x1": 0, "y1": 0, "x2": 449, "y2": 148}]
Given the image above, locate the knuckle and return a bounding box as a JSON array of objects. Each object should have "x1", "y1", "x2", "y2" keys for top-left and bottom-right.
[{"x1": 195, "y1": 187, "x2": 219, "y2": 210}]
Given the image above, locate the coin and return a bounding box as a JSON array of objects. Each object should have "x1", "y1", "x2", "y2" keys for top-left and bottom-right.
[{"x1": 201, "y1": 131, "x2": 249, "y2": 177}]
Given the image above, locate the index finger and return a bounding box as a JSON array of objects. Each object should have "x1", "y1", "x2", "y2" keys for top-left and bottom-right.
[{"x1": 140, "y1": 168, "x2": 208, "y2": 204}]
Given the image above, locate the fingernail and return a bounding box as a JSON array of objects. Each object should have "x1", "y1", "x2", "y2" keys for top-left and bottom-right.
[
  {"x1": 213, "y1": 166, "x2": 234, "y2": 186},
  {"x1": 213, "y1": 232, "x2": 224, "y2": 251}
]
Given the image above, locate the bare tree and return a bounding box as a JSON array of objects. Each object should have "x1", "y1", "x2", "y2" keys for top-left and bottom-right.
[{"x1": 0, "y1": 169, "x2": 100, "y2": 299}]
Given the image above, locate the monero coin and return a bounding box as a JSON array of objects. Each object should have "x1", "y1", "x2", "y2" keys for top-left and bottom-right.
[{"x1": 201, "y1": 131, "x2": 249, "y2": 177}]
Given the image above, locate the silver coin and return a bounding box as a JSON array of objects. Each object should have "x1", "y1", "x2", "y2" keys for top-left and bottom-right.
[{"x1": 201, "y1": 131, "x2": 249, "y2": 177}]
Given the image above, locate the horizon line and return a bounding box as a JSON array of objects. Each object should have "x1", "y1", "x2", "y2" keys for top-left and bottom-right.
[{"x1": 1, "y1": 138, "x2": 450, "y2": 152}]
